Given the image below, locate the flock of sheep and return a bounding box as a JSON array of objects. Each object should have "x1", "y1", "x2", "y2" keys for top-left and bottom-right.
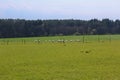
[{"x1": 34, "y1": 39, "x2": 81, "y2": 43}]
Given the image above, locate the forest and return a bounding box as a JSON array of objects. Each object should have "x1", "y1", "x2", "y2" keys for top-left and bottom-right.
[{"x1": 0, "y1": 19, "x2": 120, "y2": 38}]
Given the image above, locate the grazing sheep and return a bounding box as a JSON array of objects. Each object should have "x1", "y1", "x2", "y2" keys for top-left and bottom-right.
[
  {"x1": 38, "y1": 40, "x2": 41, "y2": 43},
  {"x1": 49, "y1": 40, "x2": 51, "y2": 42},
  {"x1": 76, "y1": 39, "x2": 80, "y2": 42},
  {"x1": 65, "y1": 40, "x2": 68, "y2": 42},
  {"x1": 57, "y1": 39, "x2": 65, "y2": 44},
  {"x1": 70, "y1": 40, "x2": 73, "y2": 42},
  {"x1": 34, "y1": 40, "x2": 38, "y2": 42},
  {"x1": 34, "y1": 40, "x2": 41, "y2": 44},
  {"x1": 51, "y1": 40, "x2": 55, "y2": 43}
]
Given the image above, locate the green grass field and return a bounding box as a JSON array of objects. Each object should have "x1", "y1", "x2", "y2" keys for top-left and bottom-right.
[{"x1": 0, "y1": 35, "x2": 120, "y2": 80}]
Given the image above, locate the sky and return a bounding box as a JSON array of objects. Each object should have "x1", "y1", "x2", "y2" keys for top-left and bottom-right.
[{"x1": 0, "y1": 0, "x2": 120, "y2": 20}]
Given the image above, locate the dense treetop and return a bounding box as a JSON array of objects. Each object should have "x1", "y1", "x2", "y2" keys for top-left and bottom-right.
[{"x1": 0, "y1": 19, "x2": 120, "y2": 38}]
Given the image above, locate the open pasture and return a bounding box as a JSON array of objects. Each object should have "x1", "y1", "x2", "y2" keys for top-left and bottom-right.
[{"x1": 0, "y1": 35, "x2": 120, "y2": 80}]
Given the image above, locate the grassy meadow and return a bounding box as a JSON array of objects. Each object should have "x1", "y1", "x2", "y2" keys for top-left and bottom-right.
[{"x1": 0, "y1": 35, "x2": 120, "y2": 80}]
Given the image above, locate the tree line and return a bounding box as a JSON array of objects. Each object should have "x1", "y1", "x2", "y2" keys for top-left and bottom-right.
[{"x1": 0, "y1": 19, "x2": 120, "y2": 38}]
